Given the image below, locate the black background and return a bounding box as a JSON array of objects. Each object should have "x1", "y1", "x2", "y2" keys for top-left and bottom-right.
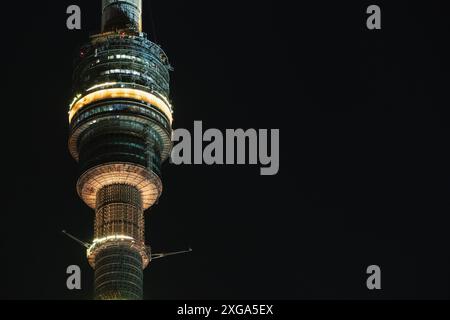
[{"x1": 1, "y1": 0, "x2": 450, "y2": 300}]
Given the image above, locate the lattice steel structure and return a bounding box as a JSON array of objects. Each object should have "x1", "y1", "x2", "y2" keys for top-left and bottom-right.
[{"x1": 68, "y1": 0, "x2": 174, "y2": 300}]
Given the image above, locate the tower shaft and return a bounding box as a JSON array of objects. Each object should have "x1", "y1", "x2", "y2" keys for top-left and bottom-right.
[
  {"x1": 102, "y1": 0, "x2": 143, "y2": 32},
  {"x1": 93, "y1": 184, "x2": 145, "y2": 300},
  {"x1": 68, "y1": 0, "x2": 173, "y2": 300}
]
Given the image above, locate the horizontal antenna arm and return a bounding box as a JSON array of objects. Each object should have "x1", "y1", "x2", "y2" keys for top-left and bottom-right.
[
  {"x1": 62, "y1": 230, "x2": 91, "y2": 249},
  {"x1": 151, "y1": 248, "x2": 193, "y2": 260}
]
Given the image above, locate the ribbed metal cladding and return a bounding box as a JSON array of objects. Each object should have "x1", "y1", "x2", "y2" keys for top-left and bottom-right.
[
  {"x1": 94, "y1": 244, "x2": 144, "y2": 300},
  {"x1": 94, "y1": 184, "x2": 145, "y2": 300},
  {"x1": 95, "y1": 184, "x2": 144, "y2": 241}
]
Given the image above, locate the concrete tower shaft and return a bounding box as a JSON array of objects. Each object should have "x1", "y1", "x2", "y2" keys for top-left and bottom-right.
[{"x1": 102, "y1": 0, "x2": 143, "y2": 32}]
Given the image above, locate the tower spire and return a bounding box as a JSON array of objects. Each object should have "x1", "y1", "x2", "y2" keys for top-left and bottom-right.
[{"x1": 102, "y1": 0, "x2": 143, "y2": 32}]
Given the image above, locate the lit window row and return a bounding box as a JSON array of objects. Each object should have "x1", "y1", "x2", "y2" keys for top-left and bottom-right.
[
  {"x1": 106, "y1": 54, "x2": 153, "y2": 65},
  {"x1": 103, "y1": 69, "x2": 141, "y2": 76},
  {"x1": 101, "y1": 69, "x2": 158, "y2": 85}
]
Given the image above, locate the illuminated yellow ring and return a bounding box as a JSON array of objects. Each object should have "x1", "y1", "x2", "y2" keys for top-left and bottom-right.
[{"x1": 69, "y1": 88, "x2": 173, "y2": 124}]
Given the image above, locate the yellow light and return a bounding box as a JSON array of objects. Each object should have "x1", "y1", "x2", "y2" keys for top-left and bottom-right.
[
  {"x1": 87, "y1": 235, "x2": 135, "y2": 257},
  {"x1": 86, "y1": 82, "x2": 117, "y2": 92},
  {"x1": 69, "y1": 88, "x2": 173, "y2": 124},
  {"x1": 93, "y1": 235, "x2": 134, "y2": 244},
  {"x1": 68, "y1": 93, "x2": 82, "y2": 110}
]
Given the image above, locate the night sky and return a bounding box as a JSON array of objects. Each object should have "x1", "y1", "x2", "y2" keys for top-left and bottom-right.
[{"x1": 1, "y1": 0, "x2": 450, "y2": 300}]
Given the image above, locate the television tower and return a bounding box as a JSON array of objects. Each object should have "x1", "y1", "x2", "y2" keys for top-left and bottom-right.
[{"x1": 67, "y1": 0, "x2": 185, "y2": 300}]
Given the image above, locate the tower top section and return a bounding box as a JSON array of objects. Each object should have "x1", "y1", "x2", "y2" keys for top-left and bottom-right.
[{"x1": 102, "y1": 0, "x2": 143, "y2": 33}]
